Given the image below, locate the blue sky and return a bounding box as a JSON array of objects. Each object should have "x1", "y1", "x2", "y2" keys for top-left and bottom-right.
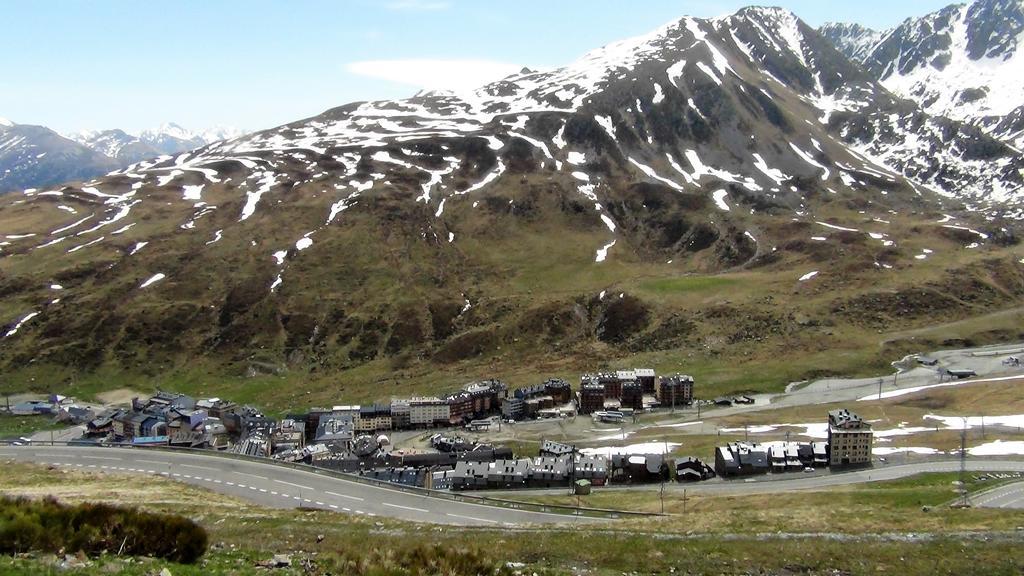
[{"x1": 0, "y1": 0, "x2": 954, "y2": 135}]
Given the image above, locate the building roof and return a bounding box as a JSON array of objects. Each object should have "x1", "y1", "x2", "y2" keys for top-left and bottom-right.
[{"x1": 829, "y1": 408, "x2": 870, "y2": 430}]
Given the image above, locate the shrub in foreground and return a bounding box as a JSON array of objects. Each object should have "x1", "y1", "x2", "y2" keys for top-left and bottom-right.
[{"x1": 0, "y1": 496, "x2": 207, "y2": 564}]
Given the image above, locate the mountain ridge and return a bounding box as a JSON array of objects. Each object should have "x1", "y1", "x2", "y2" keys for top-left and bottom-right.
[
  {"x1": 0, "y1": 5, "x2": 1022, "y2": 400},
  {"x1": 820, "y1": 0, "x2": 1024, "y2": 148},
  {"x1": 0, "y1": 119, "x2": 246, "y2": 193}
]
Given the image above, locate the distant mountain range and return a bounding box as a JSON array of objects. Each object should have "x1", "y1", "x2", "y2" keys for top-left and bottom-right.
[
  {"x1": 0, "y1": 120, "x2": 245, "y2": 193},
  {"x1": 2, "y1": 1, "x2": 1022, "y2": 397},
  {"x1": 820, "y1": 0, "x2": 1024, "y2": 148}
]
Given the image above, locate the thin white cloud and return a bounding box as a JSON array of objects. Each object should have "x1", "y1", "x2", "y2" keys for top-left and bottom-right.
[
  {"x1": 385, "y1": 0, "x2": 451, "y2": 11},
  {"x1": 346, "y1": 59, "x2": 523, "y2": 93}
]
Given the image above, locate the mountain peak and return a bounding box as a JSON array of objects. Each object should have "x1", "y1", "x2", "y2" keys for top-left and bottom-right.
[
  {"x1": 0, "y1": 117, "x2": 13, "y2": 128},
  {"x1": 823, "y1": 0, "x2": 1024, "y2": 147}
]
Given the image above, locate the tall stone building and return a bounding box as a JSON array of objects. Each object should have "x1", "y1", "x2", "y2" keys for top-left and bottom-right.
[{"x1": 827, "y1": 408, "x2": 873, "y2": 466}]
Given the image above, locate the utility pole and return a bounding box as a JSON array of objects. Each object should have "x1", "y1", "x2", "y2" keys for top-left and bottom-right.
[
  {"x1": 682, "y1": 488, "x2": 688, "y2": 514},
  {"x1": 878, "y1": 378, "x2": 884, "y2": 400},
  {"x1": 958, "y1": 417, "x2": 970, "y2": 508},
  {"x1": 568, "y1": 444, "x2": 576, "y2": 496}
]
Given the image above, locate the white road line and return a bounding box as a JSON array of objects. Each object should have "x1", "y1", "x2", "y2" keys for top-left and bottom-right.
[
  {"x1": 382, "y1": 503, "x2": 429, "y2": 514},
  {"x1": 236, "y1": 471, "x2": 268, "y2": 481},
  {"x1": 315, "y1": 501, "x2": 325, "y2": 506},
  {"x1": 180, "y1": 464, "x2": 216, "y2": 471},
  {"x1": 137, "y1": 459, "x2": 164, "y2": 465},
  {"x1": 329, "y1": 504, "x2": 338, "y2": 509},
  {"x1": 275, "y1": 479, "x2": 313, "y2": 491},
  {"x1": 325, "y1": 491, "x2": 364, "y2": 501},
  {"x1": 446, "y1": 513, "x2": 499, "y2": 524}
]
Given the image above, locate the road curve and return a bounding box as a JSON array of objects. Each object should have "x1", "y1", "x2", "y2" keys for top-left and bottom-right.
[
  {"x1": 974, "y1": 481, "x2": 1024, "y2": 509},
  {"x1": 0, "y1": 446, "x2": 604, "y2": 527}
]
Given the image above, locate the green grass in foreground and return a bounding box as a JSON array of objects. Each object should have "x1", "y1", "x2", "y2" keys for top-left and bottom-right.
[{"x1": 3, "y1": 464, "x2": 1024, "y2": 575}]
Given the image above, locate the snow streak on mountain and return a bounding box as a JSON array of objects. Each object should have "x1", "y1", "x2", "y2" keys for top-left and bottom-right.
[{"x1": 1, "y1": 5, "x2": 1023, "y2": 374}]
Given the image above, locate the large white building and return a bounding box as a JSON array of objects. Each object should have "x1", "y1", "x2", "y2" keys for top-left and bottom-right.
[{"x1": 409, "y1": 397, "x2": 450, "y2": 427}]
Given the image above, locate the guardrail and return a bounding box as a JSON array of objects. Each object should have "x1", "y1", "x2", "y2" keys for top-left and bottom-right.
[{"x1": 11, "y1": 441, "x2": 662, "y2": 520}]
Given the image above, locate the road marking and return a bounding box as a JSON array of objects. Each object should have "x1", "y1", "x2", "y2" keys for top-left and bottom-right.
[
  {"x1": 82, "y1": 456, "x2": 121, "y2": 461},
  {"x1": 315, "y1": 501, "x2": 325, "y2": 506},
  {"x1": 446, "y1": 513, "x2": 498, "y2": 524},
  {"x1": 225, "y1": 481, "x2": 234, "y2": 486},
  {"x1": 382, "y1": 503, "x2": 429, "y2": 513},
  {"x1": 325, "y1": 491, "x2": 363, "y2": 502},
  {"x1": 236, "y1": 471, "x2": 268, "y2": 481},
  {"x1": 275, "y1": 479, "x2": 313, "y2": 491},
  {"x1": 270, "y1": 491, "x2": 278, "y2": 495},
  {"x1": 342, "y1": 507, "x2": 351, "y2": 512},
  {"x1": 137, "y1": 459, "x2": 164, "y2": 465},
  {"x1": 181, "y1": 464, "x2": 216, "y2": 471},
  {"x1": 329, "y1": 504, "x2": 338, "y2": 509}
]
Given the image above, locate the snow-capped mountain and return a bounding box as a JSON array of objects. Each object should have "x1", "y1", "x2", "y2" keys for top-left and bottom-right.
[
  {"x1": 0, "y1": 119, "x2": 120, "y2": 193},
  {"x1": 817, "y1": 22, "x2": 884, "y2": 62},
  {"x1": 821, "y1": 0, "x2": 1024, "y2": 148},
  {"x1": 1, "y1": 6, "x2": 1022, "y2": 383},
  {"x1": 70, "y1": 123, "x2": 247, "y2": 163},
  {"x1": 1, "y1": 121, "x2": 251, "y2": 192}
]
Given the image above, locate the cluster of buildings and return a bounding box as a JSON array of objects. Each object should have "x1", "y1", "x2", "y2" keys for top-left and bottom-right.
[
  {"x1": 501, "y1": 379, "x2": 574, "y2": 420},
  {"x1": 85, "y1": 392, "x2": 255, "y2": 450},
  {"x1": 8, "y1": 394, "x2": 96, "y2": 427},
  {"x1": 578, "y1": 371, "x2": 694, "y2": 414},
  {"x1": 443, "y1": 453, "x2": 610, "y2": 490},
  {"x1": 714, "y1": 409, "x2": 874, "y2": 477}
]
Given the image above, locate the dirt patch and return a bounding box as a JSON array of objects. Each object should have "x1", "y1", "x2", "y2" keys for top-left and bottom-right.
[{"x1": 96, "y1": 388, "x2": 145, "y2": 406}]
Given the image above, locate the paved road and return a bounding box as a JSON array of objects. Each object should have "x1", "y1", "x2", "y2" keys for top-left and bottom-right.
[
  {"x1": 0, "y1": 445, "x2": 604, "y2": 527},
  {"x1": 485, "y1": 459, "x2": 1024, "y2": 498},
  {"x1": 974, "y1": 481, "x2": 1024, "y2": 509},
  {"x1": 9, "y1": 446, "x2": 1024, "y2": 518}
]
